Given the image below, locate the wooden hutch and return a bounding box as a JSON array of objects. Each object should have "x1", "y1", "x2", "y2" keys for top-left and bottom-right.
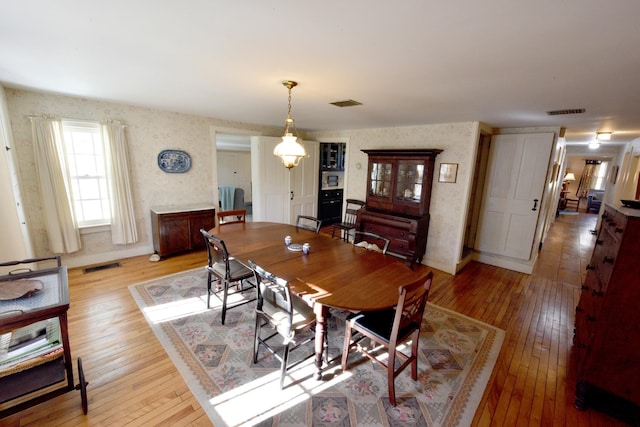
[
  {"x1": 356, "y1": 148, "x2": 442, "y2": 267},
  {"x1": 574, "y1": 203, "x2": 640, "y2": 421}
]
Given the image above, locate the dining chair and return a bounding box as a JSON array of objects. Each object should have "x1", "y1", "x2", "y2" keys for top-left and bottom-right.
[
  {"x1": 295, "y1": 215, "x2": 322, "y2": 233},
  {"x1": 249, "y1": 260, "x2": 318, "y2": 389},
  {"x1": 352, "y1": 230, "x2": 390, "y2": 254},
  {"x1": 217, "y1": 209, "x2": 247, "y2": 226},
  {"x1": 341, "y1": 271, "x2": 433, "y2": 406},
  {"x1": 331, "y1": 199, "x2": 365, "y2": 241},
  {"x1": 200, "y1": 229, "x2": 255, "y2": 324}
]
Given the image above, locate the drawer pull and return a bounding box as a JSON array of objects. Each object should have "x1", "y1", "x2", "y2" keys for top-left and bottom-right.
[
  {"x1": 615, "y1": 227, "x2": 623, "y2": 233},
  {"x1": 603, "y1": 256, "x2": 614, "y2": 264},
  {"x1": 586, "y1": 264, "x2": 595, "y2": 270},
  {"x1": 579, "y1": 343, "x2": 586, "y2": 349},
  {"x1": 596, "y1": 239, "x2": 603, "y2": 245},
  {"x1": 581, "y1": 285, "x2": 589, "y2": 291},
  {"x1": 576, "y1": 306, "x2": 584, "y2": 313},
  {"x1": 586, "y1": 315, "x2": 596, "y2": 322},
  {"x1": 591, "y1": 290, "x2": 603, "y2": 297}
]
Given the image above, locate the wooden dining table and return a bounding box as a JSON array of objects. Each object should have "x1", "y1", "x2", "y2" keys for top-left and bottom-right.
[{"x1": 208, "y1": 221, "x2": 430, "y2": 380}]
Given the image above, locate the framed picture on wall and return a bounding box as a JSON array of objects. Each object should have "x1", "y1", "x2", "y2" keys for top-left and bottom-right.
[
  {"x1": 610, "y1": 165, "x2": 619, "y2": 184},
  {"x1": 438, "y1": 163, "x2": 458, "y2": 183}
]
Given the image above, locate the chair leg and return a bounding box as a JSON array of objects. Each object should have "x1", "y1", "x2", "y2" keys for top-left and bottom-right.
[
  {"x1": 411, "y1": 330, "x2": 420, "y2": 380},
  {"x1": 341, "y1": 322, "x2": 353, "y2": 371},
  {"x1": 331, "y1": 226, "x2": 337, "y2": 238},
  {"x1": 280, "y1": 344, "x2": 290, "y2": 389},
  {"x1": 253, "y1": 315, "x2": 261, "y2": 364},
  {"x1": 388, "y1": 349, "x2": 397, "y2": 406},
  {"x1": 221, "y1": 280, "x2": 228, "y2": 325},
  {"x1": 206, "y1": 271, "x2": 212, "y2": 309}
]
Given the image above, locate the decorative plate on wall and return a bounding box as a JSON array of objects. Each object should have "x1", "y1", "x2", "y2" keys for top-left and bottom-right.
[{"x1": 158, "y1": 149, "x2": 191, "y2": 173}]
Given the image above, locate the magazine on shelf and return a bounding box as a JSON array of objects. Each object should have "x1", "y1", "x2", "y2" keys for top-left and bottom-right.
[{"x1": 0, "y1": 318, "x2": 62, "y2": 370}]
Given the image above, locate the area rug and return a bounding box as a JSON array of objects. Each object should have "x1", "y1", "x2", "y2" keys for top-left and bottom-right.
[{"x1": 129, "y1": 268, "x2": 504, "y2": 427}]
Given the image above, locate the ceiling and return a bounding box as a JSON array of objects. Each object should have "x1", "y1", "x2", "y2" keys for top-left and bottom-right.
[{"x1": 2, "y1": 1, "x2": 640, "y2": 150}]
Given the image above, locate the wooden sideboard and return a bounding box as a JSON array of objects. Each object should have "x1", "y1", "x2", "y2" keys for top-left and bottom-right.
[
  {"x1": 151, "y1": 204, "x2": 216, "y2": 258},
  {"x1": 356, "y1": 149, "x2": 442, "y2": 267},
  {"x1": 574, "y1": 203, "x2": 640, "y2": 419}
]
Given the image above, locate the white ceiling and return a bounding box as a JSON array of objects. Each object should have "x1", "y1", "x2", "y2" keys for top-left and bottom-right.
[{"x1": 2, "y1": 1, "x2": 640, "y2": 149}]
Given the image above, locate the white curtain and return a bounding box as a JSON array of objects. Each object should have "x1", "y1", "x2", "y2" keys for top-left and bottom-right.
[
  {"x1": 102, "y1": 121, "x2": 138, "y2": 244},
  {"x1": 30, "y1": 116, "x2": 81, "y2": 253},
  {"x1": 576, "y1": 160, "x2": 601, "y2": 198}
]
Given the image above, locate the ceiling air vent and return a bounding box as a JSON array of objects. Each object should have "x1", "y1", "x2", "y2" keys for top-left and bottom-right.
[
  {"x1": 330, "y1": 99, "x2": 362, "y2": 107},
  {"x1": 546, "y1": 108, "x2": 585, "y2": 116}
]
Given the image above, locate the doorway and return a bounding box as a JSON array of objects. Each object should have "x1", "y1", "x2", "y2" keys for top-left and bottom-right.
[
  {"x1": 215, "y1": 132, "x2": 254, "y2": 220},
  {"x1": 461, "y1": 132, "x2": 491, "y2": 260}
]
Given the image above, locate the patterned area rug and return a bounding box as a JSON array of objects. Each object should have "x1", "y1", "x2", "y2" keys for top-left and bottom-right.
[{"x1": 129, "y1": 268, "x2": 504, "y2": 427}]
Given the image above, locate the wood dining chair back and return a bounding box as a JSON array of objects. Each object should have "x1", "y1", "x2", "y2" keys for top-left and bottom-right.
[
  {"x1": 295, "y1": 215, "x2": 322, "y2": 233},
  {"x1": 331, "y1": 199, "x2": 365, "y2": 241},
  {"x1": 200, "y1": 229, "x2": 255, "y2": 324},
  {"x1": 341, "y1": 271, "x2": 433, "y2": 406},
  {"x1": 249, "y1": 260, "x2": 318, "y2": 389},
  {"x1": 352, "y1": 230, "x2": 390, "y2": 254},
  {"x1": 217, "y1": 209, "x2": 247, "y2": 226}
]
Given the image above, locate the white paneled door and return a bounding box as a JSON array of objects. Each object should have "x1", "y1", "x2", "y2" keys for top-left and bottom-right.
[
  {"x1": 475, "y1": 133, "x2": 554, "y2": 260},
  {"x1": 251, "y1": 137, "x2": 318, "y2": 224},
  {"x1": 289, "y1": 140, "x2": 319, "y2": 221}
]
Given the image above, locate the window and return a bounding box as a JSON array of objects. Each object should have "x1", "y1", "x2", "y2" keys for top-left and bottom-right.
[
  {"x1": 592, "y1": 161, "x2": 608, "y2": 190},
  {"x1": 62, "y1": 121, "x2": 111, "y2": 227}
]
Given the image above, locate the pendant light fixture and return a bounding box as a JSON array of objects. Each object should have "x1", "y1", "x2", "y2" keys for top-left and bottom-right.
[{"x1": 273, "y1": 80, "x2": 308, "y2": 169}]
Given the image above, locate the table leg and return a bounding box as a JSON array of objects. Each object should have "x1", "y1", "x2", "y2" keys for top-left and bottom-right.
[{"x1": 313, "y1": 304, "x2": 328, "y2": 380}]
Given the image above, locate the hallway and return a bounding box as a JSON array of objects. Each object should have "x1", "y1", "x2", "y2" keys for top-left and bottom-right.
[{"x1": 426, "y1": 210, "x2": 634, "y2": 426}]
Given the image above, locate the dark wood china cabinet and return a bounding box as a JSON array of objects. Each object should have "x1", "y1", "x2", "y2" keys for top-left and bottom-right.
[{"x1": 356, "y1": 149, "x2": 442, "y2": 267}]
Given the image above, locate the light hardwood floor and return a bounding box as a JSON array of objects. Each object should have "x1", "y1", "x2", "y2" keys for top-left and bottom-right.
[{"x1": 1, "y1": 213, "x2": 630, "y2": 426}]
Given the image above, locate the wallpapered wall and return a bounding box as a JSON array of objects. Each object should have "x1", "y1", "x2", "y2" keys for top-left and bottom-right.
[
  {"x1": 4, "y1": 88, "x2": 279, "y2": 267},
  {"x1": 309, "y1": 122, "x2": 480, "y2": 273},
  {"x1": 5, "y1": 87, "x2": 480, "y2": 273}
]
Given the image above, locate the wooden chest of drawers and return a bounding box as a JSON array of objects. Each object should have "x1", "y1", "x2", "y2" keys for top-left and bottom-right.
[{"x1": 574, "y1": 204, "x2": 640, "y2": 416}]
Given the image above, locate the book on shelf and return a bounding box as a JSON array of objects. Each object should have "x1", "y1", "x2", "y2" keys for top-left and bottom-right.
[{"x1": 0, "y1": 318, "x2": 62, "y2": 370}]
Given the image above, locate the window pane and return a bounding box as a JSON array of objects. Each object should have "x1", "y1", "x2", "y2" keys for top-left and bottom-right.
[
  {"x1": 80, "y1": 200, "x2": 106, "y2": 221},
  {"x1": 77, "y1": 178, "x2": 100, "y2": 199},
  {"x1": 75, "y1": 155, "x2": 96, "y2": 177}
]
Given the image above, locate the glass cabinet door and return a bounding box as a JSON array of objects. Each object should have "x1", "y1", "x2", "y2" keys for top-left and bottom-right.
[
  {"x1": 369, "y1": 161, "x2": 393, "y2": 198},
  {"x1": 395, "y1": 160, "x2": 424, "y2": 203}
]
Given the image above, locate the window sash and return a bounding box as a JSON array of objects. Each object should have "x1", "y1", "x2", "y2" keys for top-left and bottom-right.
[{"x1": 62, "y1": 120, "x2": 111, "y2": 227}]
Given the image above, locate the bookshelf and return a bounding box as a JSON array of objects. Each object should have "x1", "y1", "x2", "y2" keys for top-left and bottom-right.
[{"x1": 0, "y1": 256, "x2": 88, "y2": 417}]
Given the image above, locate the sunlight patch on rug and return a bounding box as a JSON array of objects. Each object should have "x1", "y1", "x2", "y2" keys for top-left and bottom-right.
[{"x1": 129, "y1": 268, "x2": 504, "y2": 427}]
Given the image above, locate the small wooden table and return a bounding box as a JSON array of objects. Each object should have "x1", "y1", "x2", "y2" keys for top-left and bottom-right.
[{"x1": 208, "y1": 222, "x2": 429, "y2": 379}]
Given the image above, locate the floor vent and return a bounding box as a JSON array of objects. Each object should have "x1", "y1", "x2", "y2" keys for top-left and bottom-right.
[{"x1": 83, "y1": 262, "x2": 121, "y2": 274}]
